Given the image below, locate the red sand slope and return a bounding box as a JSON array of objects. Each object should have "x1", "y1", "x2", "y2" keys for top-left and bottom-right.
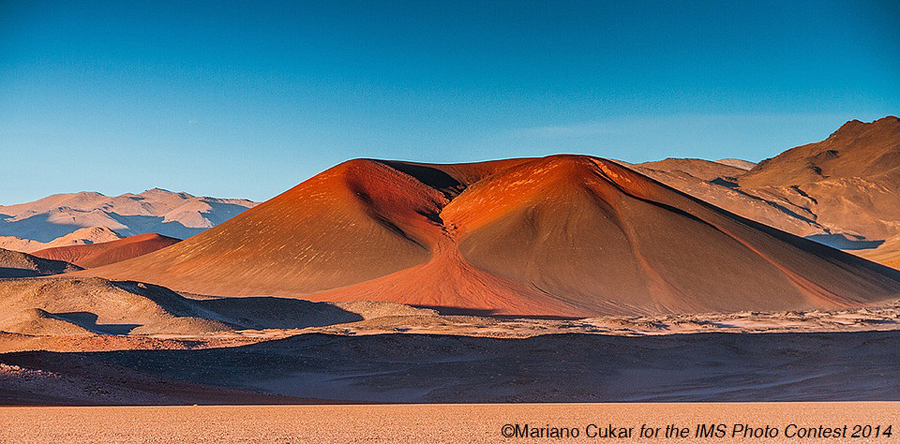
[
  {"x1": 82, "y1": 160, "x2": 447, "y2": 296},
  {"x1": 31, "y1": 234, "x2": 181, "y2": 269},
  {"x1": 444, "y1": 156, "x2": 900, "y2": 314},
  {"x1": 83, "y1": 155, "x2": 900, "y2": 317}
]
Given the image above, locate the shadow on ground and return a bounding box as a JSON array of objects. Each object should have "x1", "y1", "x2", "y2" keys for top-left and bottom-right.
[{"x1": 1, "y1": 330, "x2": 898, "y2": 405}]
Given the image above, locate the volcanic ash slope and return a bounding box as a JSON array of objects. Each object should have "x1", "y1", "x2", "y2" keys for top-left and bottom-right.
[{"x1": 83, "y1": 155, "x2": 900, "y2": 317}]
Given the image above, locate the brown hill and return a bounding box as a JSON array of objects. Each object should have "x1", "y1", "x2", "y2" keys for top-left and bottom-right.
[
  {"x1": 635, "y1": 117, "x2": 900, "y2": 268},
  {"x1": 82, "y1": 155, "x2": 900, "y2": 317},
  {"x1": 740, "y1": 116, "x2": 900, "y2": 187},
  {"x1": 31, "y1": 233, "x2": 181, "y2": 268},
  {"x1": 441, "y1": 156, "x2": 899, "y2": 314},
  {"x1": 632, "y1": 159, "x2": 826, "y2": 236},
  {"x1": 715, "y1": 158, "x2": 756, "y2": 170},
  {"x1": 42, "y1": 226, "x2": 124, "y2": 249},
  {"x1": 737, "y1": 116, "x2": 900, "y2": 242},
  {"x1": 0, "y1": 248, "x2": 81, "y2": 278}
]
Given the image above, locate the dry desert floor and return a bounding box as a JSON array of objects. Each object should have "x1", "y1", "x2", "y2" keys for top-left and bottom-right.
[{"x1": 0, "y1": 402, "x2": 897, "y2": 443}]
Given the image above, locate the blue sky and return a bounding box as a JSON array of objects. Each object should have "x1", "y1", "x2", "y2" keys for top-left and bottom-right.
[{"x1": 1, "y1": 0, "x2": 898, "y2": 204}]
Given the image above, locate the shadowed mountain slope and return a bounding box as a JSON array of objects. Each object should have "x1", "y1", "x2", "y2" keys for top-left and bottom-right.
[{"x1": 0, "y1": 248, "x2": 81, "y2": 278}]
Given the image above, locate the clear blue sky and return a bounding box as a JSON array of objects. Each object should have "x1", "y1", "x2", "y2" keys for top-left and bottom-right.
[{"x1": 2, "y1": 0, "x2": 898, "y2": 204}]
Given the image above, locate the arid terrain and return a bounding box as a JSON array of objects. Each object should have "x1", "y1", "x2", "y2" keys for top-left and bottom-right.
[
  {"x1": 0, "y1": 275, "x2": 898, "y2": 404},
  {"x1": 76, "y1": 155, "x2": 900, "y2": 317},
  {"x1": 0, "y1": 403, "x2": 896, "y2": 443},
  {"x1": 633, "y1": 117, "x2": 900, "y2": 269},
  {"x1": 1, "y1": 117, "x2": 899, "y2": 408},
  {"x1": 6, "y1": 2, "x2": 898, "y2": 441}
]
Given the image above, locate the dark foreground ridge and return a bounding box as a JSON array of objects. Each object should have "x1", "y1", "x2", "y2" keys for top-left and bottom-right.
[{"x1": 1, "y1": 330, "x2": 897, "y2": 405}]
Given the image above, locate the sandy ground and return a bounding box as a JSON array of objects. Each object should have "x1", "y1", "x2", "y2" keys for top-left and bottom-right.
[{"x1": 0, "y1": 402, "x2": 896, "y2": 443}]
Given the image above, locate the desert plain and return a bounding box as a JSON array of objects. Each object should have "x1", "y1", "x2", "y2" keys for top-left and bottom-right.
[{"x1": 1, "y1": 403, "x2": 897, "y2": 443}]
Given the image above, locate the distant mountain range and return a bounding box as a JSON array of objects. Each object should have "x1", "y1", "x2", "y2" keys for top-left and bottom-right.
[
  {"x1": 0, "y1": 189, "x2": 257, "y2": 252},
  {"x1": 634, "y1": 116, "x2": 900, "y2": 269}
]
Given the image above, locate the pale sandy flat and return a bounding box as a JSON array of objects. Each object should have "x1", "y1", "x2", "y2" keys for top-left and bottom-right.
[{"x1": 0, "y1": 403, "x2": 896, "y2": 443}]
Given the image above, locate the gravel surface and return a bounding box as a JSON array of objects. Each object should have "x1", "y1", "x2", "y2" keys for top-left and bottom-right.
[{"x1": 0, "y1": 402, "x2": 897, "y2": 443}]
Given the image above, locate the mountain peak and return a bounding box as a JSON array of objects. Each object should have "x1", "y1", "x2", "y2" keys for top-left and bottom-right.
[
  {"x1": 140, "y1": 187, "x2": 173, "y2": 195},
  {"x1": 138, "y1": 188, "x2": 196, "y2": 201},
  {"x1": 830, "y1": 116, "x2": 900, "y2": 139},
  {"x1": 741, "y1": 116, "x2": 900, "y2": 187}
]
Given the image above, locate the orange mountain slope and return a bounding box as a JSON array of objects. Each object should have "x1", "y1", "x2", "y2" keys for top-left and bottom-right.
[{"x1": 82, "y1": 155, "x2": 900, "y2": 317}]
